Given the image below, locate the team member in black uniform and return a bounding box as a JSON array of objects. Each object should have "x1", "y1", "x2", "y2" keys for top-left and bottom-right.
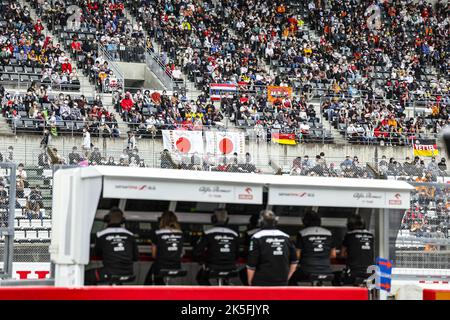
[
  {"x1": 289, "y1": 211, "x2": 336, "y2": 285},
  {"x1": 144, "y1": 211, "x2": 184, "y2": 285},
  {"x1": 247, "y1": 210, "x2": 298, "y2": 286},
  {"x1": 85, "y1": 208, "x2": 139, "y2": 285},
  {"x1": 193, "y1": 209, "x2": 239, "y2": 285},
  {"x1": 239, "y1": 213, "x2": 261, "y2": 285},
  {"x1": 335, "y1": 214, "x2": 375, "y2": 285}
]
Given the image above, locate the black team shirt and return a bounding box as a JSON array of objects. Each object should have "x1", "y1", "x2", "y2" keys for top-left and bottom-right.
[
  {"x1": 151, "y1": 228, "x2": 184, "y2": 269},
  {"x1": 94, "y1": 225, "x2": 139, "y2": 275},
  {"x1": 296, "y1": 226, "x2": 334, "y2": 274},
  {"x1": 342, "y1": 229, "x2": 374, "y2": 274},
  {"x1": 193, "y1": 225, "x2": 239, "y2": 270},
  {"x1": 247, "y1": 228, "x2": 298, "y2": 286}
]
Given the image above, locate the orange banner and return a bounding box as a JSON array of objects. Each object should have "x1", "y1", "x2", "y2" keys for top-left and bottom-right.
[{"x1": 267, "y1": 86, "x2": 293, "y2": 103}]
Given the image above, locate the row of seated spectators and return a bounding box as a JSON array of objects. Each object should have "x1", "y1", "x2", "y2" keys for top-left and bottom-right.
[
  {"x1": 37, "y1": 146, "x2": 146, "y2": 168},
  {"x1": 321, "y1": 95, "x2": 449, "y2": 145},
  {"x1": 31, "y1": 0, "x2": 137, "y2": 92},
  {"x1": 0, "y1": 84, "x2": 120, "y2": 137},
  {"x1": 114, "y1": 89, "x2": 225, "y2": 134},
  {"x1": 161, "y1": 150, "x2": 261, "y2": 173},
  {"x1": 379, "y1": 155, "x2": 448, "y2": 179},
  {"x1": 0, "y1": 2, "x2": 81, "y2": 91},
  {"x1": 289, "y1": 153, "x2": 373, "y2": 178}
]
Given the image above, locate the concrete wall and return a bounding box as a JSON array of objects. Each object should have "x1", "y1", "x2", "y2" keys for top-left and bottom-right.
[
  {"x1": 2, "y1": 134, "x2": 448, "y2": 168},
  {"x1": 115, "y1": 62, "x2": 165, "y2": 90},
  {"x1": 116, "y1": 62, "x2": 146, "y2": 80}
]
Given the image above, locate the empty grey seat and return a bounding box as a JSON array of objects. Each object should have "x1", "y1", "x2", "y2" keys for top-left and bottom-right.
[{"x1": 20, "y1": 74, "x2": 29, "y2": 82}]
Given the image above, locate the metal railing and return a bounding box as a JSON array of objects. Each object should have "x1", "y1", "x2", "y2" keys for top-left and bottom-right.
[
  {"x1": 103, "y1": 44, "x2": 146, "y2": 63},
  {"x1": 145, "y1": 48, "x2": 176, "y2": 91},
  {"x1": 0, "y1": 75, "x2": 89, "y2": 93},
  {"x1": 97, "y1": 44, "x2": 125, "y2": 93}
]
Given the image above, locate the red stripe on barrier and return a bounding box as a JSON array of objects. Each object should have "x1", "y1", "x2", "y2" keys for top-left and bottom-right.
[
  {"x1": 423, "y1": 289, "x2": 450, "y2": 300},
  {"x1": 0, "y1": 286, "x2": 368, "y2": 300}
]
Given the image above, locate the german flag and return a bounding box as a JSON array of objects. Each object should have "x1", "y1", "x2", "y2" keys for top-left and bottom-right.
[
  {"x1": 271, "y1": 132, "x2": 297, "y2": 145},
  {"x1": 413, "y1": 139, "x2": 439, "y2": 157}
]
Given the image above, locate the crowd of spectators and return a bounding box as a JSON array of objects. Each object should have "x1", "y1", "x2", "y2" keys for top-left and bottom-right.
[
  {"x1": 1, "y1": 84, "x2": 120, "y2": 137},
  {"x1": 305, "y1": 0, "x2": 448, "y2": 100},
  {"x1": 400, "y1": 179, "x2": 450, "y2": 241},
  {"x1": 126, "y1": 0, "x2": 448, "y2": 138},
  {"x1": 313, "y1": 0, "x2": 449, "y2": 142},
  {"x1": 129, "y1": 0, "x2": 448, "y2": 97},
  {"x1": 32, "y1": 0, "x2": 134, "y2": 92},
  {"x1": 113, "y1": 86, "x2": 330, "y2": 141},
  {"x1": 0, "y1": 161, "x2": 45, "y2": 225},
  {"x1": 129, "y1": 0, "x2": 287, "y2": 91},
  {"x1": 321, "y1": 95, "x2": 449, "y2": 145},
  {"x1": 0, "y1": 2, "x2": 81, "y2": 90}
]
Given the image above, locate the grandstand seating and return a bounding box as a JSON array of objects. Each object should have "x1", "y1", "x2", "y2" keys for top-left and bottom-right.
[{"x1": 0, "y1": 2, "x2": 82, "y2": 91}]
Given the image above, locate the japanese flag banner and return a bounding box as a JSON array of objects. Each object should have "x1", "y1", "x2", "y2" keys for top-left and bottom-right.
[
  {"x1": 162, "y1": 130, "x2": 204, "y2": 154},
  {"x1": 205, "y1": 131, "x2": 245, "y2": 155}
]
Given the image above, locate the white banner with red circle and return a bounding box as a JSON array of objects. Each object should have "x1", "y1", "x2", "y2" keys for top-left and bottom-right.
[
  {"x1": 205, "y1": 131, "x2": 245, "y2": 155},
  {"x1": 162, "y1": 130, "x2": 204, "y2": 154}
]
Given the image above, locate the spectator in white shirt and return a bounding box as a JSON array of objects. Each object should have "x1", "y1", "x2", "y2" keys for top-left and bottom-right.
[{"x1": 82, "y1": 128, "x2": 91, "y2": 156}]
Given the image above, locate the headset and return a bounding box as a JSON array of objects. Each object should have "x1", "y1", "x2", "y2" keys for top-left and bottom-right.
[
  {"x1": 347, "y1": 213, "x2": 366, "y2": 231},
  {"x1": 302, "y1": 211, "x2": 321, "y2": 227},
  {"x1": 211, "y1": 209, "x2": 229, "y2": 225},
  {"x1": 258, "y1": 210, "x2": 279, "y2": 228},
  {"x1": 104, "y1": 207, "x2": 126, "y2": 225}
]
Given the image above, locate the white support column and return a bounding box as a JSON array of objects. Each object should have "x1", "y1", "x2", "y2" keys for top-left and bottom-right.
[
  {"x1": 50, "y1": 168, "x2": 102, "y2": 287},
  {"x1": 55, "y1": 264, "x2": 85, "y2": 287}
]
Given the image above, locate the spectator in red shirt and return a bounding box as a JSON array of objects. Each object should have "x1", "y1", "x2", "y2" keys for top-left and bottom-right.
[
  {"x1": 61, "y1": 59, "x2": 72, "y2": 74},
  {"x1": 71, "y1": 39, "x2": 82, "y2": 53},
  {"x1": 34, "y1": 19, "x2": 44, "y2": 35},
  {"x1": 120, "y1": 92, "x2": 134, "y2": 121}
]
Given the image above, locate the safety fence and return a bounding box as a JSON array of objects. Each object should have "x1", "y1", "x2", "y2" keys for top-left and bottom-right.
[
  {"x1": 394, "y1": 181, "x2": 450, "y2": 269},
  {"x1": 0, "y1": 163, "x2": 16, "y2": 277}
]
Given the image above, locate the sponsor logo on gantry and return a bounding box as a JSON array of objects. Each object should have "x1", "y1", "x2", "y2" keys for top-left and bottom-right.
[
  {"x1": 389, "y1": 193, "x2": 402, "y2": 205},
  {"x1": 199, "y1": 186, "x2": 232, "y2": 194},
  {"x1": 238, "y1": 187, "x2": 253, "y2": 200},
  {"x1": 115, "y1": 185, "x2": 156, "y2": 191},
  {"x1": 279, "y1": 192, "x2": 315, "y2": 198}
]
